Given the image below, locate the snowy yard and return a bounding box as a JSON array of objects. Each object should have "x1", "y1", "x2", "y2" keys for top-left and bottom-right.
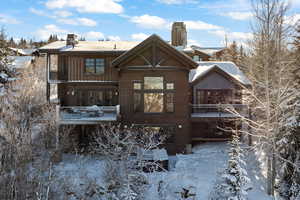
[{"x1": 48, "y1": 142, "x2": 272, "y2": 200}]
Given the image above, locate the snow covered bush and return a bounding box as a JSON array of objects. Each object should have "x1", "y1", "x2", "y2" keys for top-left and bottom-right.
[
  {"x1": 0, "y1": 62, "x2": 59, "y2": 200},
  {"x1": 0, "y1": 28, "x2": 16, "y2": 92},
  {"x1": 90, "y1": 124, "x2": 167, "y2": 200},
  {"x1": 210, "y1": 132, "x2": 251, "y2": 200}
]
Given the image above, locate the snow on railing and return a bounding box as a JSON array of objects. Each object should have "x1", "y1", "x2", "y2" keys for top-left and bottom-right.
[
  {"x1": 191, "y1": 104, "x2": 247, "y2": 112},
  {"x1": 56, "y1": 105, "x2": 120, "y2": 124},
  {"x1": 190, "y1": 104, "x2": 249, "y2": 118}
]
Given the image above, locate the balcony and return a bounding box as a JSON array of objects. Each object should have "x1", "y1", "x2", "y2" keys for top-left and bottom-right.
[
  {"x1": 57, "y1": 105, "x2": 120, "y2": 125},
  {"x1": 191, "y1": 104, "x2": 248, "y2": 118}
]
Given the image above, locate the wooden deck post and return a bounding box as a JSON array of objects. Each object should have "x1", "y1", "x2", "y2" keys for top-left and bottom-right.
[
  {"x1": 46, "y1": 54, "x2": 50, "y2": 102},
  {"x1": 55, "y1": 105, "x2": 60, "y2": 150}
]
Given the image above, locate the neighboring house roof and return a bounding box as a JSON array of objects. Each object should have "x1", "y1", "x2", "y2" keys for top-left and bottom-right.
[
  {"x1": 111, "y1": 34, "x2": 198, "y2": 69},
  {"x1": 189, "y1": 61, "x2": 251, "y2": 86},
  {"x1": 9, "y1": 48, "x2": 37, "y2": 56},
  {"x1": 190, "y1": 46, "x2": 224, "y2": 56},
  {"x1": 8, "y1": 56, "x2": 34, "y2": 69},
  {"x1": 39, "y1": 41, "x2": 140, "y2": 53}
]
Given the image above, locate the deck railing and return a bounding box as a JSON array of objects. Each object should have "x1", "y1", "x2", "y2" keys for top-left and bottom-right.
[
  {"x1": 57, "y1": 105, "x2": 120, "y2": 124},
  {"x1": 191, "y1": 104, "x2": 248, "y2": 117}
]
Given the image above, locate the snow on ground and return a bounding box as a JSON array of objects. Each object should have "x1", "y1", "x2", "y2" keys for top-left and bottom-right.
[
  {"x1": 244, "y1": 148, "x2": 272, "y2": 200},
  {"x1": 145, "y1": 142, "x2": 230, "y2": 200},
  {"x1": 45, "y1": 142, "x2": 272, "y2": 200}
]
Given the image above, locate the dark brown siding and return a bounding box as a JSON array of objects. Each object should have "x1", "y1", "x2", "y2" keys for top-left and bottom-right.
[
  {"x1": 57, "y1": 55, "x2": 119, "y2": 81},
  {"x1": 119, "y1": 69, "x2": 191, "y2": 154}
]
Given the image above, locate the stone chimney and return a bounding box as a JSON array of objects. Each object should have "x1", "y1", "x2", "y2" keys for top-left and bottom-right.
[
  {"x1": 171, "y1": 22, "x2": 187, "y2": 48},
  {"x1": 66, "y1": 34, "x2": 78, "y2": 47}
]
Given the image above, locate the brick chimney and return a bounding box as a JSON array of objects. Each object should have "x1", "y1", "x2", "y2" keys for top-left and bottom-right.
[
  {"x1": 66, "y1": 34, "x2": 78, "y2": 47},
  {"x1": 171, "y1": 22, "x2": 187, "y2": 48}
]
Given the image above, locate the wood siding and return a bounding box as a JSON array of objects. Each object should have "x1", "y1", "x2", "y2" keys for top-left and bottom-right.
[{"x1": 57, "y1": 55, "x2": 119, "y2": 81}]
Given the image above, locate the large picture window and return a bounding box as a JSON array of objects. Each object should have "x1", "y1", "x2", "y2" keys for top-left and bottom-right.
[
  {"x1": 144, "y1": 93, "x2": 164, "y2": 112},
  {"x1": 133, "y1": 77, "x2": 175, "y2": 113},
  {"x1": 195, "y1": 89, "x2": 233, "y2": 104},
  {"x1": 84, "y1": 58, "x2": 105, "y2": 74}
]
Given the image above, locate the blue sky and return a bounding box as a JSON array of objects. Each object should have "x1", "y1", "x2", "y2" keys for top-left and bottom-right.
[{"x1": 0, "y1": 0, "x2": 299, "y2": 47}]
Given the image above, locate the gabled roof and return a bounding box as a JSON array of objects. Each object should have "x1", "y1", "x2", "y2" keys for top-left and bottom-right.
[
  {"x1": 111, "y1": 34, "x2": 198, "y2": 69},
  {"x1": 189, "y1": 61, "x2": 251, "y2": 86},
  {"x1": 39, "y1": 41, "x2": 140, "y2": 53}
]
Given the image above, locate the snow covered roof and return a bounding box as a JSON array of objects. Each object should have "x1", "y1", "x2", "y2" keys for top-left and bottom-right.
[
  {"x1": 9, "y1": 48, "x2": 37, "y2": 56},
  {"x1": 39, "y1": 41, "x2": 140, "y2": 52},
  {"x1": 189, "y1": 61, "x2": 251, "y2": 85},
  {"x1": 194, "y1": 47, "x2": 224, "y2": 56},
  {"x1": 8, "y1": 56, "x2": 34, "y2": 69}
]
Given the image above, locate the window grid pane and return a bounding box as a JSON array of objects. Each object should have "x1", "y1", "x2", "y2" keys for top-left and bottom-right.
[
  {"x1": 134, "y1": 83, "x2": 142, "y2": 90},
  {"x1": 85, "y1": 59, "x2": 95, "y2": 73},
  {"x1": 134, "y1": 92, "x2": 142, "y2": 112},
  {"x1": 144, "y1": 93, "x2": 164, "y2": 113},
  {"x1": 166, "y1": 93, "x2": 174, "y2": 112},
  {"x1": 144, "y1": 77, "x2": 164, "y2": 90},
  {"x1": 95, "y1": 58, "x2": 105, "y2": 74},
  {"x1": 166, "y1": 83, "x2": 174, "y2": 90}
]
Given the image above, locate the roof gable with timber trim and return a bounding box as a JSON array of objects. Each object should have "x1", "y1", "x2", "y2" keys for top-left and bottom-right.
[{"x1": 111, "y1": 34, "x2": 198, "y2": 70}]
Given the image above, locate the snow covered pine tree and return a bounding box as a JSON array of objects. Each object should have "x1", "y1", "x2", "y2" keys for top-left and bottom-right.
[{"x1": 210, "y1": 132, "x2": 251, "y2": 200}]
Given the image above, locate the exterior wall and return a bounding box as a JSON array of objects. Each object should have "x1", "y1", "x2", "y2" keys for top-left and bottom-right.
[
  {"x1": 185, "y1": 51, "x2": 210, "y2": 61},
  {"x1": 58, "y1": 82, "x2": 118, "y2": 106},
  {"x1": 118, "y1": 69, "x2": 191, "y2": 154},
  {"x1": 57, "y1": 55, "x2": 119, "y2": 81},
  {"x1": 191, "y1": 119, "x2": 236, "y2": 140},
  {"x1": 192, "y1": 71, "x2": 235, "y2": 104}
]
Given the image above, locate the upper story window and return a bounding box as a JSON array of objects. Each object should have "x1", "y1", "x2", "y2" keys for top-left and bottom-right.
[
  {"x1": 144, "y1": 77, "x2": 164, "y2": 89},
  {"x1": 84, "y1": 58, "x2": 105, "y2": 74},
  {"x1": 133, "y1": 77, "x2": 175, "y2": 113},
  {"x1": 193, "y1": 55, "x2": 202, "y2": 62}
]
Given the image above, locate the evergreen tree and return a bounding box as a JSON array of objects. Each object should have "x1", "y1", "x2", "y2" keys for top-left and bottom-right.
[
  {"x1": 220, "y1": 41, "x2": 239, "y2": 63},
  {"x1": 276, "y1": 24, "x2": 300, "y2": 200},
  {"x1": 8, "y1": 37, "x2": 16, "y2": 48},
  {"x1": 47, "y1": 34, "x2": 59, "y2": 43},
  {"x1": 210, "y1": 132, "x2": 250, "y2": 200},
  {"x1": 79, "y1": 36, "x2": 86, "y2": 41},
  {"x1": 18, "y1": 37, "x2": 27, "y2": 48}
]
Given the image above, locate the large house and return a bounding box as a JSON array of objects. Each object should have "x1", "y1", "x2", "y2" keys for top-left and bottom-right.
[{"x1": 39, "y1": 22, "x2": 250, "y2": 154}]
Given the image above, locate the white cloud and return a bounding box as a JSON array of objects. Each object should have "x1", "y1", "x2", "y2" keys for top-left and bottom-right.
[
  {"x1": 222, "y1": 11, "x2": 253, "y2": 20},
  {"x1": 157, "y1": 0, "x2": 197, "y2": 4},
  {"x1": 187, "y1": 39, "x2": 201, "y2": 46},
  {"x1": 29, "y1": 7, "x2": 48, "y2": 17},
  {"x1": 185, "y1": 20, "x2": 222, "y2": 30},
  {"x1": 0, "y1": 14, "x2": 20, "y2": 24},
  {"x1": 30, "y1": 7, "x2": 73, "y2": 18},
  {"x1": 57, "y1": 18, "x2": 78, "y2": 25},
  {"x1": 36, "y1": 24, "x2": 68, "y2": 40},
  {"x1": 107, "y1": 35, "x2": 121, "y2": 41},
  {"x1": 84, "y1": 31, "x2": 105, "y2": 40},
  {"x1": 198, "y1": 0, "x2": 251, "y2": 11},
  {"x1": 45, "y1": 0, "x2": 123, "y2": 14},
  {"x1": 130, "y1": 14, "x2": 168, "y2": 29},
  {"x1": 77, "y1": 18, "x2": 97, "y2": 26},
  {"x1": 210, "y1": 29, "x2": 252, "y2": 41},
  {"x1": 131, "y1": 33, "x2": 150, "y2": 41},
  {"x1": 57, "y1": 17, "x2": 97, "y2": 26},
  {"x1": 284, "y1": 14, "x2": 300, "y2": 26},
  {"x1": 54, "y1": 10, "x2": 73, "y2": 17}
]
